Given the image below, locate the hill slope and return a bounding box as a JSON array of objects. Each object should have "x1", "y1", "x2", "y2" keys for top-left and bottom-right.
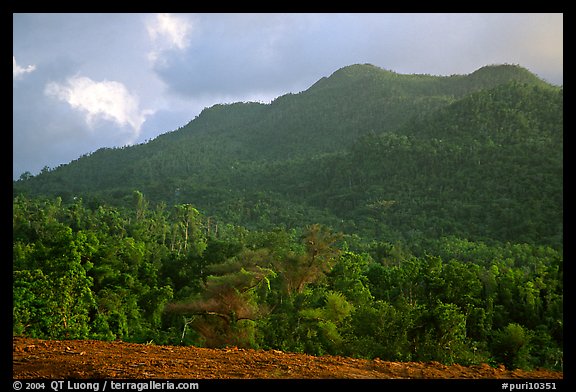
[
  {"x1": 13, "y1": 63, "x2": 562, "y2": 247},
  {"x1": 256, "y1": 82, "x2": 563, "y2": 245}
]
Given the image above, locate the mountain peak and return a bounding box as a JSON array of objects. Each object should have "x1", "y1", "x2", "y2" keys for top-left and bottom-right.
[
  {"x1": 307, "y1": 63, "x2": 550, "y2": 98},
  {"x1": 327, "y1": 63, "x2": 401, "y2": 81},
  {"x1": 466, "y1": 63, "x2": 548, "y2": 86},
  {"x1": 332, "y1": 63, "x2": 393, "y2": 75}
]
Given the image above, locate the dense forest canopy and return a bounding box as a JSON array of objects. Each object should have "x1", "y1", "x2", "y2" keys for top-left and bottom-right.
[
  {"x1": 14, "y1": 63, "x2": 561, "y2": 248},
  {"x1": 13, "y1": 63, "x2": 563, "y2": 370}
]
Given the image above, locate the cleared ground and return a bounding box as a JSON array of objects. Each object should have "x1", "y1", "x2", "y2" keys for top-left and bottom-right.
[{"x1": 13, "y1": 337, "x2": 562, "y2": 379}]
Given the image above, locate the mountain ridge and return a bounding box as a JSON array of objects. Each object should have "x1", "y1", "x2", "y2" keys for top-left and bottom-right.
[
  {"x1": 13, "y1": 63, "x2": 562, "y2": 247},
  {"x1": 17, "y1": 63, "x2": 552, "y2": 174}
]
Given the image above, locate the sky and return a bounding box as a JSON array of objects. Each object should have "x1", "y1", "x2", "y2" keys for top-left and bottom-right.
[{"x1": 13, "y1": 13, "x2": 563, "y2": 179}]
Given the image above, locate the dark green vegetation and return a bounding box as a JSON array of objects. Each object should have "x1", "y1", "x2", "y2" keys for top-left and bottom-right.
[{"x1": 13, "y1": 64, "x2": 562, "y2": 370}]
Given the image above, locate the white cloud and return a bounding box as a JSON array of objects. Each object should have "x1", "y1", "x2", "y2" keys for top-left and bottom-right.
[
  {"x1": 44, "y1": 75, "x2": 153, "y2": 142},
  {"x1": 146, "y1": 13, "x2": 192, "y2": 64},
  {"x1": 13, "y1": 56, "x2": 36, "y2": 79}
]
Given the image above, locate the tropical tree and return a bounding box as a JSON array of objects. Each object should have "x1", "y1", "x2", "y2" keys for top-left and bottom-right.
[{"x1": 165, "y1": 248, "x2": 276, "y2": 347}]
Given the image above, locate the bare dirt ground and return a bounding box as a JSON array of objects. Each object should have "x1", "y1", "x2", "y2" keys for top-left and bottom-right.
[{"x1": 13, "y1": 337, "x2": 562, "y2": 379}]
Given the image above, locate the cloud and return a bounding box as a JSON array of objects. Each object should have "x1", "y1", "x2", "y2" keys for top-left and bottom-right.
[
  {"x1": 146, "y1": 13, "x2": 193, "y2": 65},
  {"x1": 13, "y1": 13, "x2": 563, "y2": 180},
  {"x1": 149, "y1": 13, "x2": 564, "y2": 101},
  {"x1": 44, "y1": 75, "x2": 153, "y2": 142},
  {"x1": 13, "y1": 56, "x2": 36, "y2": 79},
  {"x1": 149, "y1": 14, "x2": 339, "y2": 100}
]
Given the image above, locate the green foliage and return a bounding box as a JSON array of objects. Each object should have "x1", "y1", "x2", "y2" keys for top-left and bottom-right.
[
  {"x1": 298, "y1": 291, "x2": 355, "y2": 354},
  {"x1": 12, "y1": 64, "x2": 562, "y2": 370},
  {"x1": 14, "y1": 64, "x2": 562, "y2": 250},
  {"x1": 12, "y1": 194, "x2": 562, "y2": 369},
  {"x1": 414, "y1": 301, "x2": 469, "y2": 364},
  {"x1": 12, "y1": 202, "x2": 95, "y2": 339},
  {"x1": 491, "y1": 323, "x2": 532, "y2": 369},
  {"x1": 165, "y1": 247, "x2": 276, "y2": 348},
  {"x1": 348, "y1": 300, "x2": 414, "y2": 361},
  {"x1": 328, "y1": 251, "x2": 373, "y2": 305}
]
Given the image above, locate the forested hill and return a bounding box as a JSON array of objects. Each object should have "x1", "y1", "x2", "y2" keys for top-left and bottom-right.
[
  {"x1": 13, "y1": 63, "x2": 562, "y2": 248},
  {"x1": 12, "y1": 63, "x2": 564, "y2": 370}
]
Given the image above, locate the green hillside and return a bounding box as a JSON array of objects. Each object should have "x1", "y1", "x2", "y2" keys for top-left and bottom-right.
[
  {"x1": 12, "y1": 63, "x2": 564, "y2": 370},
  {"x1": 253, "y1": 81, "x2": 563, "y2": 246},
  {"x1": 14, "y1": 63, "x2": 562, "y2": 248}
]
